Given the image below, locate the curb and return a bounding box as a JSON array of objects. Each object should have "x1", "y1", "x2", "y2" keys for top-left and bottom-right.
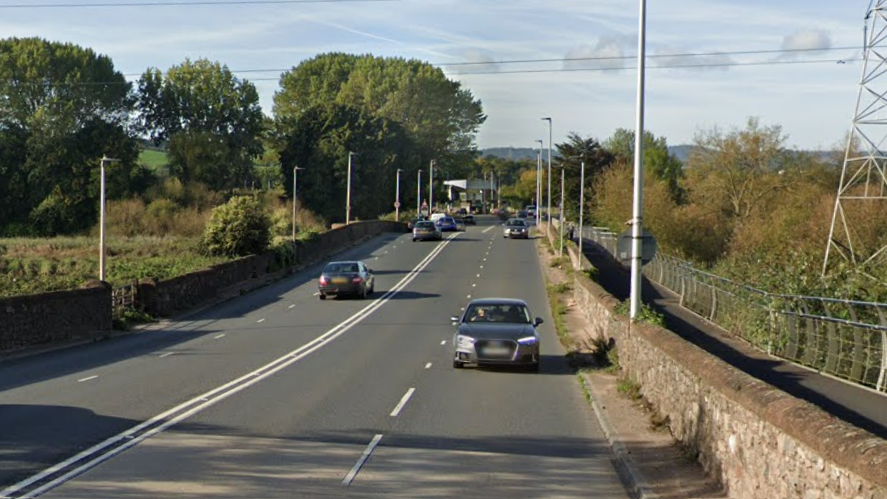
[{"x1": 582, "y1": 372, "x2": 659, "y2": 499}]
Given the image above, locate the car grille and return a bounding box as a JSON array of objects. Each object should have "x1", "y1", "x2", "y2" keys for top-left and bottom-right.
[{"x1": 475, "y1": 340, "x2": 517, "y2": 360}]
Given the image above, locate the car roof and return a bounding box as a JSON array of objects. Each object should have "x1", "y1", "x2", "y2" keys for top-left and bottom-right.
[
  {"x1": 327, "y1": 260, "x2": 362, "y2": 265},
  {"x1": 466, "y1": 297, "x2": 529, "y2": 306}
]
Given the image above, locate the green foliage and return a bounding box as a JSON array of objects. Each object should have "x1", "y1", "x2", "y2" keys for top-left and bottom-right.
[
  {"x1": 202, "y1": 196, "x2": 271, "y2": 257},
  {"x1": 552, "y1": 133, "x2": 614, "y2": 222},
  {"x1": 112, "y1": 308, "x2": 154, "y2": 331},
  {"x1": 617, "y1": 378, "x2": 642, "y2": 400},
  {"x1": 614, "y1": 300, "x2": 667, "y2": 327},
  {"x1": 605, "y1": 128, "x2": 684, "y2": 202}
]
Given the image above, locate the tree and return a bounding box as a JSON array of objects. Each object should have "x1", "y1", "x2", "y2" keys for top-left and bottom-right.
[
  {"x1": 202, "y1": 195, "x2": 271, "y2": 257},
  {"x1": 604, "y1": 128, "x2": 684, "y2": 201},
  {"x1": 136, "y1": 58, "x2": 265, "y2": 190},
  {"x1": 552, "y1": 133, "x2": 614, "y2": 221},
  {"x1": 0, "y1": 37, "x2": 141, "y2": 235}
]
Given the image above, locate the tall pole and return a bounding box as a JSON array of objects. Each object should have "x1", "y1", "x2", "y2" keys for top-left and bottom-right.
[
  {"x1": 395, "y1": 169, "x2": 402, "y2": 222},
  {"x1": 292, "y1": 166, "x2": 301, "y2": 242},
  {"x1": 490, "y1": 171, "x2": 495, "y2": 211},
  {"x1": 543, "y1": 117, "x2": 552, "y2": 225},
  {"x1": 98, "y1": 156, "x2": 119, "y2": 282},
  {"x1": 630, "y1": 0, "x2": 648, "y2": 320},
  {"x1": 559, "y1": 167, "x2": 565, "y2": 258},
  {"x1": 578, "y1": 161, "x2": 585, "y2": 271},
  {"x1": 346, "y1": 152, "x2": 356, "y2": 224},
  {"x1": 535, "y1": 139, "x2": 543, "y2": 225},
  {"x1": 429, "y1": 160, "x2": 434, "y2": 214},
  {"x1": 417, "y1": 169, "x2": 423, "y2": 215}
]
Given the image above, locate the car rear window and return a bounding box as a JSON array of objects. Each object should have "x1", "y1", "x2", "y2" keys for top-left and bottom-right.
[
  {"x1": 415, "y1": 221, "x2": 434, "y2": 228},
  {"x1": 324, "y1": 263, "x2": 359, "y2": 273}
]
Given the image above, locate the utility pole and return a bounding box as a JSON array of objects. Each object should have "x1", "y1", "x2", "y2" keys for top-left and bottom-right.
[
  {"x1": 346, "y1": 152, "x2": 357, "y2": 224},
  {"x1": 292, "y1": 166, "x2": 303, "y2": 242},
  {"x1": 98, "y1": 156, "x2": 120, "y2": 281},
  {"x1": 429, "y1": 160, "x2": 435, "y2": 213},
  {"x1": 542, "y1": 117, "x2": 552, "y2": 225},
  {"x1": 535, "y1": 139, "x2": 543, "y2": 226},
  {"x1": 395, "y1": 169, "x2": 403, "y2": 222},
  {"x1": 629, "y1": 0, "x2": 648, "y2": 320},
  {"x1": 417, "y1": 169, "x2": 423, "y2": 215}
]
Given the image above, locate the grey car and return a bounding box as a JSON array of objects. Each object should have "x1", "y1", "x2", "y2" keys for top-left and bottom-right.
[
  {"x1": 503, "y1": 218, "x2": 529, "y2": 239},
  {"x1": 451, "y1": 298, "x2": 542, "y2": 372},
  {"x1": 412, "y1": 220, "x2": 442, "y2": 241},
  {"x1": 317, "y1": 260, "x2": 375, "y2": 300}
]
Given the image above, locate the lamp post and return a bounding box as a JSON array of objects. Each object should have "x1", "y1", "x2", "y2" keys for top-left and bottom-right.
[
  {"x1": 292, "y1": 166, "x2": 303, "y2": 242},
  {"x1": 417, "y1": 169, "x2": 423, "y2": 215},
  {"x1": 346, "y1": 151, "x2": 357, "y2": 224},
  {"x1": 429, "y1": 159, "x2": 435, "y2": 214},
  {"x1": 542, "y1": 117, "x2": 552, "y2": 225},
  {"x1": 559, "y1": 166, "x2": 565, "y2": 258},
  {"x1": 535, "y1": 139, "x2": 543, "y2": 226},
  {"x1": 98, "y1": 155, "x2": 120, "y2": 282},
  {"x1": 630, "y1": 0, "x2": 648, "y2": 320},
  {"x1": 578, "y1": 161, "x2": 586, "y2": 271},
  {"x1": 395, "y1": 168, "x2": 403, "y2": 222}
]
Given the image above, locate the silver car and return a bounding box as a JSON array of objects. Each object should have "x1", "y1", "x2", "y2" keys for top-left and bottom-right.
[
  {"x1": 503, "y1": 218, "x2": 529, "y2": 239},
  {"x1": 451, "y1": 298, "x2": 542, "y2": 372}
]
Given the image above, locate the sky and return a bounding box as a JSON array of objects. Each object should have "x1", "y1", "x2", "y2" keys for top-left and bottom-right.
[{"x1": 0, "y1": 0, "x2": 872, "y2": 151}]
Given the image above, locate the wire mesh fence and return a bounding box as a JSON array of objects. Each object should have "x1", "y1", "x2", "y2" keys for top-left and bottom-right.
[{"x1": 581, "y1": 226, "x2": 887, "y2": 393}]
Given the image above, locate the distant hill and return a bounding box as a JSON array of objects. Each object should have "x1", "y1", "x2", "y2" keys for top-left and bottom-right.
[{"x1": 480, "y1": 147, "x2": 550, "y2": 161}]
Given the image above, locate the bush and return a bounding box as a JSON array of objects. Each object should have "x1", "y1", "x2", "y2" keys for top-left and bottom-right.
[{"x1": 202, "y1": 196, "x2": 271, "y2": 257}]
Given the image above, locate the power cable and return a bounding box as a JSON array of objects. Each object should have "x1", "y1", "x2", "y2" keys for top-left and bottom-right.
[{"x1": 0, "y1": 0, "x2": 396, "y2": 8}]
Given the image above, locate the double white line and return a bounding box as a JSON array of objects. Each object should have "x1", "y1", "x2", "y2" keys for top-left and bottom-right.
[{"x1": 1, "y1": 234, "x2": 459, "y2": 499}]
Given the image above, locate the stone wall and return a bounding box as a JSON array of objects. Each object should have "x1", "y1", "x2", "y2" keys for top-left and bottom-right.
[
  {"x1": 549, "y1": 222, "x2": 887, "y2": 498},
  {"x1": 1, "y1": 220, "x2": 406, "y2": 351},
  {"x1": 0, "y1": 281, "x2": 112, "y2": 353}
]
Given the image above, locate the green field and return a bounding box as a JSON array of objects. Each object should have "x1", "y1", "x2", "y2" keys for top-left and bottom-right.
[
  {"x1": 0, "y1": 235, "x2": 230, "y2": 298},
  {"x1": 139, "y1": 148, "x2": 168, "y2": 175}
]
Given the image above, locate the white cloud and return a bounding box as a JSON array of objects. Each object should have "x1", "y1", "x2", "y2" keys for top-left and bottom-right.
[
  {"x1": 563, "y1": 37, "x2": 629, "y2": 71},
  {"x1": 450, "y1": 49, "x2": 500, "y2": 74},
  {"x1": 651, "y1": 46, "x2": 733, "y2": 72},
  {"x1": 781, "y1": 29, "x2": 833, "y2": 56}
]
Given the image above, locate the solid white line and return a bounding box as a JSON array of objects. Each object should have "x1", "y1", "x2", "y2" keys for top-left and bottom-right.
[
  {"x1": 77, "y1": 376, "x2": 98, "y2": 383},
  {"x1": 2, "y1": 234, "x2": 461, "y2": 499},
  {"x1": 158, "y1": 353, "x2": 175, "y2": 358},
  {"x1": 342, "y1": 434, "x2": 383, "y2": 486},
  {"x1": 425, "y1": 362, "x2": 432, "y2": 369},
  {"x1": 214, "y1": 334, "x2": 226, "y2": 339},
  {"x1": 389, "y1": 388, "x2": 416, "y2": 417},
  {"x1": 257, "y1": 319, "x2": 266, "y2": 323}
]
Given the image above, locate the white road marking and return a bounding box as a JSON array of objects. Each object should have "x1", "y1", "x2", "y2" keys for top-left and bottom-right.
[
  {"x1": 477, "y1": 274, "x2": 481, "y2": 278},
  {"x1": 257, "y1": 318, "x2": 266, "y2": 323},
  {"x1": 440, "y1": 340, "x2": 447, "y2": 345},
  {"x1": 390, "y1": 388, "x2": 416, "y2": 417},
  {"x1": 159, "y1": 353, "x2": 175, "y2": 358},
  {"x1": 288, "y1": 304, "x2": 295, "y2": 309},
  {"x1": 483, "y1": 225, "x2": 495, "y2": 233},
  {"x1": 214, "y1": 334, "x2": 226, "y2": 339},
  {"x1": 425, "y1": 362, "x2": 432, "y2": 369},
  {"x1": 77, "y1": 376, "x2": 98, "y2": 383},
  {"x1": 472, "y1": 283, "x2": 476, "y2": 287},
  {"x1": 480, "y1": 265, "x2": 484, "y2": 269},
  {"x1": 342, "y1": 434, "x2": 383, "y2": 486},
  {"x1": 2, "y1": 233, "x2": 462, "y2": 499},
  {"x1": 467, "y1": 294, "x2": 472, "y2": 299},
  {"x1": 483, "y1": 258, "x2": 487, "y2": 261}
]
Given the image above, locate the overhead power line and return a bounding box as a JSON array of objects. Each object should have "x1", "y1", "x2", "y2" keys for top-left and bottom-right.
[{"x1": 0, "y1": 0, "x2": 396, "y2": 8}]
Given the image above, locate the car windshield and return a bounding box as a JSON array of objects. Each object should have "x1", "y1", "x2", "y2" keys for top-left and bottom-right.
[
  {"x1": 324, "y1": 263, "x2": 360, "y2": 274},
  {"x1": 507, "y1": 219, "x2": 526, "y2": 226},
  {"x1": 465, "y1": 304, "x2": 531, "y2": 323}
]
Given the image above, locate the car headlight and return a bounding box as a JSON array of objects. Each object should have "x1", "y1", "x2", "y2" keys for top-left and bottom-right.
[
  {"x1": 456, "y1": 335, "x2": 476, "y2": 349},
  {"x1": 517, "y1": 336, "x2": 538, "y2": 345}
]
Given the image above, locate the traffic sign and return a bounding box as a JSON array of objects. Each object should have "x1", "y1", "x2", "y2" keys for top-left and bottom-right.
[
  {"x1": 616, "y1": 229, "x2": 657, "y2": 266},
  {"x1": 394, "y1": 201, "x2": 400, "y2": 208}
]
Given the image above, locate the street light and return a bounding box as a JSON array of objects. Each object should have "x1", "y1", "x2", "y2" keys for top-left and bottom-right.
[
  {"x1": 578, "y1": 161, "x2": 586, "y2": 271},
  {"x1": 346, "y1": 151, "x2": 357, "y2": 224},
  {"x1": 630, "y1": 0, "x2": 649, "y2": 320},
  {"x1": 292, "y1": 166, "x2": 304, "y2": 242},
  {"x1": 535, "y1": 139, "x2": 543, "y2": 226},
  {"x1": 559, "y1": 166, "x2": 565, "y2": 258},
  {"x1": 395, "y1": 168, "x2": 403, "y2": 222},
  {"x1": 429, "y1": 159, "x2": 435, "y2": 214},
  {"x1": 98, "y1": 155, "x2": 120, "y2": 282},
  {"x1": 417, "y1": 169, "x2": 423, "y2": 215},
  {"x1": 542, "y1": 117, "x2": 552, "y2": 226}
]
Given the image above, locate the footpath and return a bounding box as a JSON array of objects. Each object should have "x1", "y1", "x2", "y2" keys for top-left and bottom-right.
[{"x1": 535, "y1": 233, "x2": 731, "y2": 499}]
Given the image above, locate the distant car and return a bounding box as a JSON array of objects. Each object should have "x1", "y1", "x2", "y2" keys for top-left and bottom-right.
[
  {"x1": 413, "y1": 220, "x2": 442, "y2": 241},
  {"x1": 436, "y1": 216, "x2": 458, "y2": 232},
  {"x1": 453, "y1": 218, "x2": 467, "y2": 231},
  {"x1": 456, "y1": 207, "x2": 468, "y2": 216},
  {"x1": 463, "y1": 214, "x2": 476, "y2": 225},
  {"x1": 503, "y1": 218, "x2": 529, "y2": 239},
  {"x1": 525, "y1": 205, "x2": 537, "y2": 218},
  {"x1": 517, "y1": 210, "x2": 528, "y2": 219},
  {"x1": 407, "y1": 216, "x2": 427, "y2": 230},
  {"x1": 451, "y1": 298, "x2": 542, "y2": 371},
  {"x1": 317, "y1": 260, "x2": 374, "y2": 300}
]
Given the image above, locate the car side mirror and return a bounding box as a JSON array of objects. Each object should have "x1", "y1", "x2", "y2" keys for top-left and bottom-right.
[{"x1": 534, "y1": 317, "x2": 544, "y2": 326}]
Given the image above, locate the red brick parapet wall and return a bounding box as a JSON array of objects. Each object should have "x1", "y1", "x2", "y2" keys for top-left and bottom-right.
[
  {"x1": 0, "y1": 221, "x2": 406, "y2": 354},
  {"x1": 544, "y1": 223, "x2": 887, "y2": 498}
]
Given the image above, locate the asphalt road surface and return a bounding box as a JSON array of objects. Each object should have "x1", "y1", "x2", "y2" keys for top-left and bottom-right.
[{"x1": 0, "y1": 218, "x2": 628, "y2": 499}]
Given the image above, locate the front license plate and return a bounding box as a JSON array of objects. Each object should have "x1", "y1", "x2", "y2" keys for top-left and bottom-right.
[
  {"x1": 331, "y1": 277, "x2": 347, "y2": 284},
  {"x1": 482, "y1": 347, "x2": 511, "y2": 357}
]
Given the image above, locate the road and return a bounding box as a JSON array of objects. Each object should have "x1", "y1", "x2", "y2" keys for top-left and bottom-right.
[{"x1": 0, "y1": 218, "x2": 628, "y2": 498}]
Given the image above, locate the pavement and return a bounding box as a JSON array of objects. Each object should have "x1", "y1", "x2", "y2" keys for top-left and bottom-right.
[{"x1": 535, "y1": 232, "x2": 730, "y2": 499}]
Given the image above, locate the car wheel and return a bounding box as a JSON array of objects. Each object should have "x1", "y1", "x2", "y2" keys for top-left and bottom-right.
[
  {"x1": 369, "y1": 283, "x2": 374, "y2": 295},
  {"x1": 319, "y1": 294, "x2": 326, "y2": 300},
  {"x1": 413, "y1": 237, "x2": 417, "y2": 242},
  {"x1": 452, "y1": 360, "x2": 464, "y2": 369}
]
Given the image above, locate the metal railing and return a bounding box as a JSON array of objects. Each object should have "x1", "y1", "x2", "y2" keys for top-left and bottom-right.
[{"x1": 580, "y1": 226, "x2": 887, "y2": 393}]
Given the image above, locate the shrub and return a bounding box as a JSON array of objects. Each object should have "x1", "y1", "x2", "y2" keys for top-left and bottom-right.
[{"x1": 202, "y1": 196, "x2": 271, "y2": 257}]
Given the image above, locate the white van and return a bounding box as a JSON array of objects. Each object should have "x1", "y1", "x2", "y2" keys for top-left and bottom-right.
[{"x1": 430, "y1": 213, "x2": 446, "y2": 223}]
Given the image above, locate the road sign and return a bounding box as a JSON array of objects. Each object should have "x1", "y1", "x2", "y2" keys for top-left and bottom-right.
[
  {"x1": 616, "y1": 229, "x2": 657, "y2": 266},
  {"x1": 394, "y1": 201, "x2": 400, "y2": 208}
]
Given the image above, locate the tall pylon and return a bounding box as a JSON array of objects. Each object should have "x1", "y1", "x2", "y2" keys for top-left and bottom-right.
[{"x1": 823, "y1": 0, "x2": 887, "y2": 275}]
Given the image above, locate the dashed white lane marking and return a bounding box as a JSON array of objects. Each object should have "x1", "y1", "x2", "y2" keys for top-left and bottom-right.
[
  {"x1": 440, "y1": 340, "x2": 447, "y2": 345},
  {"x1": 472, "y1": 283, "x2": 476, "y2": 287},
  {"x1": 483, "y1": 225, "x2": 495, "y2": 233},
  {"x1": 77, "y1": 376, "x2": 98, "y2": 383},
  {"x1": 477, "y1": 274, "x2": 481, "y2": 278},
  {"x1": 342, "y1": 434, "x2": 383, "y2": 486},
  {"x1": 159, "y1": 352, "x2": 175, "y2": 358},
  {"x1": 467, "y1": 294, "x2": 472, "y2": 299},
  {"x1": 390, "y1": 388, "x2": 416, "y2": 417},
  {"x1": 425, "y1": 362, "x2": 432, "y2": 369},
  {"x1": 288, "y1": 304, "x2": 295, "y2": 309},
  {"x1": 214, "y1": 334, "x2": 226, "y2": 339},
  {"x1": 257, "y1": 318, "x2": 266, "y2": 323},
  {"x1": 483, "y1": 258, "x2": 487, "y2": 261},
  {"x1": 480, "y1": 265, "x2": 484, "y2": 269}
]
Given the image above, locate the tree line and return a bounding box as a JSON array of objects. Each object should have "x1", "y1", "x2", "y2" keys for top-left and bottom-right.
[{"x1": 0, "y1": 39, "x2": 486, "y2": 235}]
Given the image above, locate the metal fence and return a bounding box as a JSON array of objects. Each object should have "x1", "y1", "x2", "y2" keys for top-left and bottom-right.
[{"x1": 581, "y1": 226, "x2": 887, "y2": 393}]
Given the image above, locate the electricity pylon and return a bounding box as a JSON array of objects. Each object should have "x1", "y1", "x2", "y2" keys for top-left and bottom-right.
[{"x1": 823, "y1": 0, "x2": 887, "y2": 275}]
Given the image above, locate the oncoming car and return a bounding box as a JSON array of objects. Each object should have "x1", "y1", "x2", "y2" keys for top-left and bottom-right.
[
  {"x1": 317, "y1": 260, "x2": 375, "y2": 300},
  {"x1": 503, "y1": 218, "x2": 529, "y2": 239},
  {"x1": 451, "y1": 298, "x2": 542, "y2": 372}
]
